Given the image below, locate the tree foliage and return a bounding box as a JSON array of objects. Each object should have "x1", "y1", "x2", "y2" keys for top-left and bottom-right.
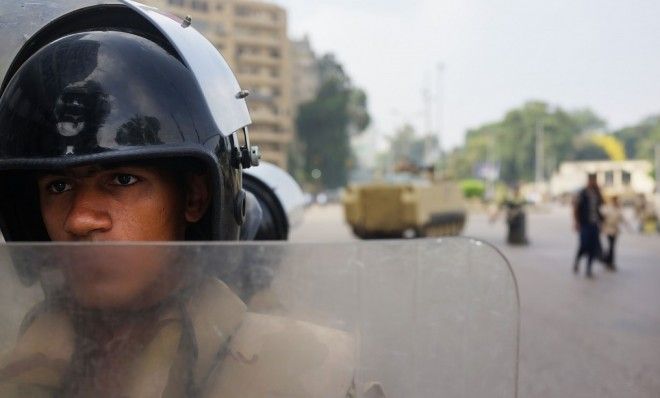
[
  {"x1": 432, "y1": 99, "x2": 660, "y2": 184},
  {"x1": 572, "y1": 140, "x2": 610, "y2": 161},
  {"x1": 614, "y1": 115, "x2": 660, "y2": 161},
  {"x1": 295, "y1": 54, "x2": 370, "y2": 189},
  {"x1": 445, "y1": 101, "x2": 614, "y2": 183},
  {"x1": 375, "y1": 124, "x2": 439, "y2": 172}
]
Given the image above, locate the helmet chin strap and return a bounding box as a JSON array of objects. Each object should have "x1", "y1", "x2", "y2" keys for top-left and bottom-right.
[
  {"x1": 239, "y1": 191, "x2": 263, "y2": 240},
  {"x1": 231, "y1": 126, "x2": 261, "y2": 170}
]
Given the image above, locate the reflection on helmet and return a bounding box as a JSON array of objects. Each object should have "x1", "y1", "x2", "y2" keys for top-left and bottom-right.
[{"x1": 0, "y1": 3, "x2": 253, "y2": 244}]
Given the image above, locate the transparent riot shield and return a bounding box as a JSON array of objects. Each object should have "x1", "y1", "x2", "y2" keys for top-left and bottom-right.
[{"x1": 0, "y1": 239, "x2": 517, "y2": 397}]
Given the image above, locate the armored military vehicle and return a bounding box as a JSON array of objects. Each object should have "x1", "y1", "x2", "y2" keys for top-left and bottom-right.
[{"x1": 343, "y1": 178, "x2": 467, "y2": 239}]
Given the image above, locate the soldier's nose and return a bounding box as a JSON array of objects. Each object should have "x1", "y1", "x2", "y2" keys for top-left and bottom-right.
[{"x1": 63, "y1": 189, "x2": 112, "y2": 238}]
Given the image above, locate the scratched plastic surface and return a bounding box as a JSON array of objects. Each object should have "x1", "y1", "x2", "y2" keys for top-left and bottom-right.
[{"x1": 0, "y1": 239, "x2": 518, "y2": 397}]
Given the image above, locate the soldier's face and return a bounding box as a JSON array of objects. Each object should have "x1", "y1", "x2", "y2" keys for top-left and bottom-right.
[{"x1": 36, "y1": 163, "x2": 209, "y2": 309}]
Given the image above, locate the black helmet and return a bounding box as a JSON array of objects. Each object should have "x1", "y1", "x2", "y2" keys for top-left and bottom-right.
[{"x1": 0, "y1": 1, "x2": 259, "y2": 242}]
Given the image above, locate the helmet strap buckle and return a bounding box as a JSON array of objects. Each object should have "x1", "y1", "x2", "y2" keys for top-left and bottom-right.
[{"x1": 232, "y1": 127, "x2": 261, "y2": 169}]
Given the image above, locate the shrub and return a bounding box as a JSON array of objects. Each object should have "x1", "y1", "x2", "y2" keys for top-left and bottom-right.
[{"x1": 460, "y1": 179, "x2": 486, "y2": 198}]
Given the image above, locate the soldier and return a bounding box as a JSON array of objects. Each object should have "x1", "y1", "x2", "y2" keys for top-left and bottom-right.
[{"x1": 0, "y1": 2, "x2": 360, "y2": 397}]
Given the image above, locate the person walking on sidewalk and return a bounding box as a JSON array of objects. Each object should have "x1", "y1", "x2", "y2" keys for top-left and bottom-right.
[{"x1": 573, "y1": 173, "x2": 604, "y2": 278}]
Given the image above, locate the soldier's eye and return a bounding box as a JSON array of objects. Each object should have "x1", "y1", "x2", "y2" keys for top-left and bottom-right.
[
  {"x1": 48, "y1": 180, "x2": 72, "y2": 193},
  {"x1": 112, "y1": 174, "x2": 138, "y2": 186}
]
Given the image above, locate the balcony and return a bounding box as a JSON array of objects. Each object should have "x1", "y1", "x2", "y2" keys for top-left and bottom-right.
[
  {"x1": 233, "y1": 11, "x2": 283, "y2": 30},
  {"x1": 249, "y1": 109, "x2": 288, "y2": 126},
  {"x1": 237, "y1": 53, "x2": 283, "y2": 67},
  {"x1": 249, "y1": 129, "x2": 292, "y2": 145},
  {"x1": 238, "y1": 72, "x2": 280, "y2": 86},
  {"x1": 233, "y1": 32, "x2": 282, "y2": 48}
]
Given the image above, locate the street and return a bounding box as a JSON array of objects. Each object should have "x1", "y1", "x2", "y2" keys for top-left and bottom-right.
[{"x1": 291, "y1": 204, "x2": 660, "y2": 398}]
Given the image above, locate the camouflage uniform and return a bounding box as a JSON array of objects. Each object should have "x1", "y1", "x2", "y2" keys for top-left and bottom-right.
[{"x1": 0, "y1": 279, "x2": 360, "y2": 397}]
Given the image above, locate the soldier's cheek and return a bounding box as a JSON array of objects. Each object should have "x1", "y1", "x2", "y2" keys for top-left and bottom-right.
[{"x1": 108, "y1": 186, "x2": 184, "y2": 241}]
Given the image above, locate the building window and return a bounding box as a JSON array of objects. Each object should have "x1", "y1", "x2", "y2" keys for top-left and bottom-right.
[
  {"x1": 605, "y1": 171, "x2": 614, "y2": 187},
  {"x1": 168, "y1": 0, "x2": 184, "y2": 6},
  {"x1": 194, "y1": 19, "x2": 209, "y2": 33},
  {"x1": 215, "y1": 22, "x2": 226, "y2": 36},
  {"x1": 239, "y1": 66, "x2": 259, "y2": 74},
  {"x1": 190, "y1": 1, "x2": 208, "y2": 11},
  {"x1": 622, "y1": 171, "x2": 631, "y2": 186},
  {"x1": 269, "y1": 48, "x2": 281, "y2": 58},
  {"x1": 216, "y1": 4, "x2": 224, "y2": 11},
  {"x1": 235, "y1": 5, "x2": 251, "y2": 17},
  {"x1": 237, "y1": 45, "x2": 260, "y2": 56}
]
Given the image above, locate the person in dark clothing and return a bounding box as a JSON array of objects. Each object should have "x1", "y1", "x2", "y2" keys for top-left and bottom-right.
[
  {"x1": 573, "y1": 173, "x2": 605, "y2": 277},
  {"x1": 503, "y1": 185, "x2": 529, "y2": 245}
]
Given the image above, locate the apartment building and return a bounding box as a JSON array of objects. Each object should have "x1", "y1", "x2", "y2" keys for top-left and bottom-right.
[
  {"x1": 290, "y1": 35, "x2": 320, "y2": 110},
  {"x1": 143, "y1": 0, "x2": 293, "y2": 168}
]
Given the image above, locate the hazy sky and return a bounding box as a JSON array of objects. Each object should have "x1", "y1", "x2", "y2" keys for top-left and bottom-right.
[{"x1": 274, "y1": 0, "x2": 660, "y2": 149}]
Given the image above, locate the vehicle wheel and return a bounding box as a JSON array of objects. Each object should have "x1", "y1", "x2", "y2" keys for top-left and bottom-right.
[{"x1": 403, "y1": 228, "x2": 418, "y2": 239}]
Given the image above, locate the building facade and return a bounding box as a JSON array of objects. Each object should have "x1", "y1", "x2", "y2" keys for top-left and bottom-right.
[
  {"x1": 289, "y1": 35, "x2": 320, "y2": 111},
  {"x1": 143, "y1": 0, "x2": 293, "y2": 169},
  {"x1": 550, "y1": 160, "x2": 655, "y2": 200}
]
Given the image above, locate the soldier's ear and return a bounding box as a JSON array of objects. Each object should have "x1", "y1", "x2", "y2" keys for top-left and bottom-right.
[{"x1": 184, "y1": 172, "x2": 211, "y2": 223}]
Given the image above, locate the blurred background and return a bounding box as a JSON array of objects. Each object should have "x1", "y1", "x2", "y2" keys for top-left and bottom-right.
[
  {"x1": 145, "y1": 0, "x2": 659, "y2": 218},
  {"x1": 116, "y1": 0, "x2": 660, "y2": 396}
]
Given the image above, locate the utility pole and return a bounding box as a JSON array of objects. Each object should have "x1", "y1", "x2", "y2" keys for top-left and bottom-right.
[
  {"x1": 435, "y1": 62, "x2": 445, "y2": 170},
  {"x1": 422, "y1": 73, "x2": 432, "y2": 166},
  {"x1": 655, "y1": 144, "x2": 660, "y2": 192},
  {"x1": 535, "y1": 120, "x2": 544, "y2": 183}
]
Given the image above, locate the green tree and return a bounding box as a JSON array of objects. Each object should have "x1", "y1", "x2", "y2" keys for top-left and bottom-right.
[
  {"x1": 568, "y1": 109, "x2": 607, "y2": 132},
  {"x1": 572, "y1": 136, "x2": 610, "y2": 161},
  {"x1": 385, "y1": 124, "x2": 438, "y2": 170},
  {"x1": 447, "y1": 101, "x2": 609, "y2": 183},
  {"x1": 614, "y1": 115, "x2": 660, "y2": 160},
  {"x1": 295, "y1": 54, "x2": 370, "y2": 189}
]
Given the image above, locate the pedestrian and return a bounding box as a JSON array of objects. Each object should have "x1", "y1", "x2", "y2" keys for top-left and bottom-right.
[
  {"x1": 504, "y1": 184, "x2": 530, "y2": 245},
  {"x1": 573, "y1": 173, "x2": 604, "y2": 277},
  {"x1": 601, "y1": 195, "x2": 630, "y2": 270},
  {"x1": 490, "y1": 184, "x2": 529, "y2": 245},
  {"x1": 633, "y1": 194, "x2": 647, "y2": 232},
  {"x1": 640, "y1": 196, "x2": 658, "y2": 234}
]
